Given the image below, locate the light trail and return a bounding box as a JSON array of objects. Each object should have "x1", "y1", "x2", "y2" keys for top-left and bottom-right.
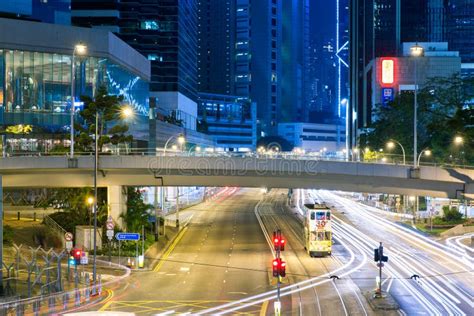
[
  {"x1": 320, "y1": 190, "x2": 472, "y2": 269},
  {"x1": 195, "y1": 194, "x2": 365, "y2": 315},
  {"x1": 317, "y1": 190, "x2": 473, "y2": 315},
  {"x1": 446, "y1": 234, "x2": 474, "y2": 257}
]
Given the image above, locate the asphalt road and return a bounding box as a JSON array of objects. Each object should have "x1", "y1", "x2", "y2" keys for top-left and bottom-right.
[
  {"x1": 257, "y1": 190, "x2": 373, "y2": 316},
  {"x1": 95, "y1": 188, "x2": 273, "y2": 315},
  {"x1": 315, "y1": 189, "x2": 473, "y2": 315}
]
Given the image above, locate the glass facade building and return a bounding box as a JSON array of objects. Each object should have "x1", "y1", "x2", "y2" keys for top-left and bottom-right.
[
  {"x1": 0, "y1": 49, "x2": 149, "y2": 130},
  {"x1": 198, "y1": 92, "x2": 256, "y2": 151},
  {"x1": 72, "y1": 0, "x2": 198, "y2": 101}
]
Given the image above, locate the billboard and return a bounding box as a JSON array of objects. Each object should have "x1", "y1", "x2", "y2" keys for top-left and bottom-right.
[{"x1": 379, "y1": 58, "x2": 396, "y2": 87}]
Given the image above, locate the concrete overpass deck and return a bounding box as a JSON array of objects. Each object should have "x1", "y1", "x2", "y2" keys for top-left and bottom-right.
[{"x1": 0, "y1": 155, "x2": 472, "y2": 199}]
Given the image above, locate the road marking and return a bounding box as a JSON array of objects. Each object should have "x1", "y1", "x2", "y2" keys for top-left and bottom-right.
[
  {"x1": 98, "y1": 289, "x2": 115, "y2": 311},
  {"x1": 180, "y1": 267, "x2": 190, "y2": 272},
  {"x1": 259, "y1": 300, "x2": 269, "y2": 316},
  {"x1": 153, "y1": 227, "x2": 189, "y2": 272}
]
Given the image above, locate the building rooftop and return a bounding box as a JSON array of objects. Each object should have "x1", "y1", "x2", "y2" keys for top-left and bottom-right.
[{"x1": 0, "y1": 17, "x2": 150, "y2": 80}]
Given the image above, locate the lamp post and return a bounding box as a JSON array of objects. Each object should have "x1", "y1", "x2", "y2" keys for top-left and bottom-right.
[
  {"x1": 91, "y1": 106, "x2": 133, "y2": 294},
  {"x1": 386, "y1": 140, "x2": 406, "y2": 165},
  {"x1": 417, "y1": 148, "x2": 431, "y2": 167},
  {"x1": 163, "y1": 134, "x2": 186, "y2": 156},
  {"x1": 410, "y1": 43, "x2": 423, "y2": 167},
  {"x1": 70, "y1": 43, "x2": 87, "y2": 158}
]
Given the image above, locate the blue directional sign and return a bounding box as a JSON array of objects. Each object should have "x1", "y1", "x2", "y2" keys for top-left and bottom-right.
[{"x1": 115, "y1": 233, "x2": 140, "y2": 241}]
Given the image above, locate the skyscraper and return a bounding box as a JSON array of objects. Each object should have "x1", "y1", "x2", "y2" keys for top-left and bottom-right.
[
  {"x1": 445, "y1": 0, "x2": 474, "y2": 62},
  {"x1": 249, "y1": 0, "x2": 282, "y2": 136},
  {"x1": 197, "y1": 0, "x2": 235, "y2": 95},
  {"x1": 280, "y1": 0, "x2": 309, "y2": 123},
  {"x1": 0, "y1": 0, "x2": 71, "y2": 25},
  {"x1": 72, "y1": 0, "x2": 198, "y2": 109}
]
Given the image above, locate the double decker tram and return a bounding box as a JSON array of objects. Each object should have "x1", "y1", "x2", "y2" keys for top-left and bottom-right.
[{"x1": 303, "y1": 198, "x2": 332, "y2": 257}]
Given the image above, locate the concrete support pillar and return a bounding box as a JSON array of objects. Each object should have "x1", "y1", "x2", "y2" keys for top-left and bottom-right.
[{"x1": 107, "y1": 186, "x2": 126, "y2": 229}]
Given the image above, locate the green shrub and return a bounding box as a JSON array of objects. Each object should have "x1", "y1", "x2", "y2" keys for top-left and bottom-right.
[{"x1": 442, "y1": 206, "x2": 463, "y2": 222}]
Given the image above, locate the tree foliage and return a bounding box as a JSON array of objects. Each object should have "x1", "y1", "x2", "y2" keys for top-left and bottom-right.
[
  {"x1": 75, "y1": 86, "x2": 133, "y2": 152},
  {"x1": 120, "y1": 187, "x2": 153, "y2": 233},
  {"x1": 360, "y1": 75, "x2": 474, "y2": 164},
  {"x1": 47, "y1": 188, "x2": 107, "y2": 232}
]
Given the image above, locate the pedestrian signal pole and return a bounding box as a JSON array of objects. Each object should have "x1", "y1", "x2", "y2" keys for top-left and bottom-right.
[
  {"x1": 373, "y1": 242, "x2": 388, "y2": 297},
  {"x1": 273, "y1": 229, "x2": 286, "y2": 315}
]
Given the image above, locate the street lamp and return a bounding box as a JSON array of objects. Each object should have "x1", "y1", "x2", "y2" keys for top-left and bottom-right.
[
  {"x1": 417, "y1": 148, "x2": 431, "y2": 167},
  {"x1": 163, "y1": 134, "x2": 186, "y2": 156},
  {"x1": 70, "y1": 42, "x2": 87, "y2": 158},
  {"x1": 454, "y1": 136, "x2": 464, "y2": 146},
  {"x1": 188, "y1": 144, "x2": 202, "y2": 154},
  {"x1": 386, "y1": 140, "x2": 406, "y2": 165},
  {"x1": 410, "y1": 43, "x2": 424, "y2": 167},
  {"x1": 91, "y1": 106, "x2": 133, "y2": 295}
]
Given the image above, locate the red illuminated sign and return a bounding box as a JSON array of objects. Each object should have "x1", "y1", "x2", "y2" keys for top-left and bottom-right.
[{"x1": 379, "y1": 58, "x2": 397, "y2": 87}]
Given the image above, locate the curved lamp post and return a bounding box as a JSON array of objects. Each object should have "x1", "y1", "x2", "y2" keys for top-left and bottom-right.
[
  {"x1": 417, "y1": 148, "x2": 431, "y2": 167},
  {"x1": 386, "y1": 140, "x2": 406, "y2": 165},
  {"x1": 163, "y1": 134, "x2": 185, "y2": 156}
]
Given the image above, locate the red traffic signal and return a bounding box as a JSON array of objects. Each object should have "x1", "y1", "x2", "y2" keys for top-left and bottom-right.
[
  {"x1": 280, "y1": 238, "x2": 285, "y2": 251},
  {"x1": 273, "y1": 230, "x2": 285, "y2": 251},
  {"x1": 280, "y1": 260, "x2": 286, "y2": 277},
  {"x1": 272, "y1": 258, "x2": 287, "y2": 277},
  {"x1": 272, "y1": 259, "x2": 279, "y2": 277},
  {"x1": 71, "y1": 248, "x2": 82, "y2": 264}
]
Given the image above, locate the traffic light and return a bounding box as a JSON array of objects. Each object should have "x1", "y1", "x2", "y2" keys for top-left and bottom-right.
[
  {"x1": 272, "y1": 258, "x2": 287, "y2": 277},
  {"x1": 273, "y1": 232, "x2": 280, "y2": 251},
  {"x1": 374, "y1": 248, "x2": 380, "y2": 262},
  {"x1": 280, "y1": 260, "x2": 286, "y2": 277},
  {"x1": 71, "y1": 248, "x2": 82, "y2": 265},
  {"x1": 374, "y1": 247, "x2": 388, "y2": 262},
  {"x1": 273, "y1": 230, "x2": 285, "y2": 251},
  {"x1": 272, "y1": 259, "x2": 279, "y2": 277},
  {"x1": 68, "y1": 256, "x2": 76, "y2": 266}
]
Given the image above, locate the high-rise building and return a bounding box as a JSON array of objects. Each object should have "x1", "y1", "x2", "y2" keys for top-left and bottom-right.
[
  {"x1": 445, "y1": 0, "x2": 474, "y2": 62},
  {"x1": 306, "y1": 0, "x2": 349, "y2": 123},
  {"x1": 249, "y1": 0, "x2": 282, "y2": 137},
  {"x1": 197, "y1": 0, "x2": 235, "y2": 95},
  {"x1": 199, "y1": 0, "x2": 283, "y2": 137},
  {"x1": 349, "y1": 0, "x2": 471, "y2": 150},
  {"x1": 72, "y1": 0, "x2": 198, "y2": 121},
  {"x1": 280, "y1": 0, "x2": 309, "y2": 123},
  {"x1": 0, "y1": 0, "x2": 71, "y2": 25},
  {"x1": 349, "y1": 0, "x2": 431, "y2": 149}
]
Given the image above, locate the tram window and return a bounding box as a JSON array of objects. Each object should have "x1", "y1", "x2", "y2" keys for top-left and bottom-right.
[
  {"x1": 326, "y1": 212, "x2": 331, "y2": 220},
  {"x1": 325, "y1": 232, "x2": 331, "y2": 240},
  {"x1": 316, "y1": 212, "x2": 325, "y2": 220},
  {"x1": 310, "y1": 212, "x2": 316, "y2": 220}
]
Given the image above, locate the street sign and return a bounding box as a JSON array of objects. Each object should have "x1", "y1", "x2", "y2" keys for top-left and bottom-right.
[
  {"x1": 80, "y1": 251, "x2": 89, "y2": 265},
  {"x1": 65, "y1": 241, "x2": 73, "y2": 251},
  {"x1": 65, "y1": 232, "x2": 73, "y2": 241},
  {"x1": 106, "y1": 229, "x2": 114, "y2": 241},
  {"x1": 115, "y1": 232, "x2": 140, "y2": 241},
  {"x1": 106, "y1": 221, "x2": 114, "y2": 230}
]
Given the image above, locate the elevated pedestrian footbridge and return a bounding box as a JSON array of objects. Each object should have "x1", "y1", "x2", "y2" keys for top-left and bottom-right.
[{"x1": 0, "y1": 155, "x2": 472, "y2": 199}]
